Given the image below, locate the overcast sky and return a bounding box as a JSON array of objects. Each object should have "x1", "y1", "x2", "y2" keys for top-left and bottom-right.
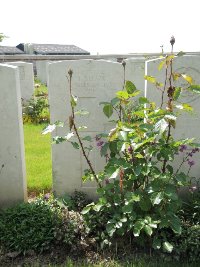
[{"x1": 1, "y1": 0, "x2": 199, "y2": 55}]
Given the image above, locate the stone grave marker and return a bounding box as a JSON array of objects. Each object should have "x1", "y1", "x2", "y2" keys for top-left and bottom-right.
[
  {"x1": 36, "y1": 60, "x2": 50, "y2": 85},
  {"x1": 0, "y1": 64, "x2": 27, "y2": 208},
  {"x1": 47, "y1": 60, "x2": 124, "y2": 198},
  {"x1": 5, "y1": 61, "x2": 34, "y2": 101}
]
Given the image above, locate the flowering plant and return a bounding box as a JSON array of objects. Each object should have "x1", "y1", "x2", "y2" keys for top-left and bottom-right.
[{"x1": 44, "y1": 38, "x2": 200, "y2": 252}]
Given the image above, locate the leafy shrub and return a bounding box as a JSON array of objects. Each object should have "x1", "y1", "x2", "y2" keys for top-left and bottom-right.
[
  {"x1": 62, "y1": 190, "x2": 91, "y2": 212},
  {"x1": 175, "y1": 224, "x2": 200, "y2": 262},
  {"x1": 44, "y1": 39, "x2": 200, "y2": 253},
  {"x1": 0, "y1": 195, "x2": 86, "y2": 254},
  {"x1": 178, "y1": 184, "x2": 200, "y2": 225},
  {"x1": 23, "y1": 81, "x2": 50, "y2": 124}
]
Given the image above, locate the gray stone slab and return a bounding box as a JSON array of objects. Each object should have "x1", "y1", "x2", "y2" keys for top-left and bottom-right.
[
  {"x1": 47, "y1": 60, "x2": 124, "y2": 198},
  {"x1": 0, "y1": 64, "x2": 27, "y2": 208},
  {"x1": 36, "y1": 60, "x2": 50, "y2": 84},
  {"x1": 5, "y1": 61, "x2": 34, "y2": 100}
]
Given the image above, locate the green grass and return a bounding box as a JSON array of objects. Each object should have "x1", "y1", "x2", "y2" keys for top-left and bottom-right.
[{"x1": 23, "y1": 123, "x2": 52, "y2": 194}]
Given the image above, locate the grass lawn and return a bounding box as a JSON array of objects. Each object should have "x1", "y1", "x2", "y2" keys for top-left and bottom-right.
[{"x1": 23, "y1": 123, "x2": 52, "y2": 194}]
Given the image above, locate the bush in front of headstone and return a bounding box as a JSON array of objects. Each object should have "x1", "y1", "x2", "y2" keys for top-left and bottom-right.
[
  {"x1": 22, "y1": 80, "x2": 50, "y2": 124},
  {"x1": 0, "y1": 194, "x2": 86, "y2": 255}
]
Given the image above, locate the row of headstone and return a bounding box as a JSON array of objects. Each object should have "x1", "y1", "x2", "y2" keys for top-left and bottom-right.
[
  {"x1": 0, "y1": 64, "x2": 27, "y2": 208},
  {"x1": 1, "y1": 56, "x2": 200, "y2": 208},
  {"x1": 47, "y1": 56, "x2": 200, "y2": 198}
]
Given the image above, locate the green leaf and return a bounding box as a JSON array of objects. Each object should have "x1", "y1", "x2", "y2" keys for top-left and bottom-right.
[
  {"x1": 144, "y1": 225, "x2": 153, "y2": 236},
  {"x1": 139, "y1": 196, "x2": 151, "y2": 211},
  {"x1": 182, "y1": 103, "x2": 193, "y2": 112},
  {"x1": 122, "y1": 204, "x2": 133, "y2": 214},
  {"x1": 71, "y1": 95, "x2": 78, "y2": 107},
  {"x1": 158, "y1": 60, "x2": 165, "y2": 71},
  {"x1": 81, "y1": 202, "x2": 94, "y2": 214},
  {"x1": 106, "y1": 223, "x2": 116, "y2": 237},
  {"x1": 181, "y1": 74, "x2": 193, "y2": 85},
  {"x1": 150, "y1": 192, "x2": 164, "y2": 205},
  {"x1": 132, "y1": 194, "x2": 140, "y2": 202},
  {"x1": 115, "y1": 221, "x2": 123, "y2": 228},
  {"x1": 153, "y1": 238, "x2": 161, "y2": 249},
  {"x1": 108, "y1": 128, "x2": 118, "y2": 141},
  {"x1": 110, "y1": 168, "x2": 120, "y2": 179},
  {"x1": 163, "y1": 241, "x2": 173, "y2": 253},
  {"x1": 139, "y1": 97, "x2": 149, "y2": 104},
  {"x1": 164, "y1": 184, "x2": 178, "y2": 200},
  {"x1": 133, "y1": 220, "x2": 145, "y2": 237},
  {"x1": 100, "y1": 143, "x2": 109, "y2": 157},
  {"x1": 173, "y1": 87, "x2": 181, "y2": 101},
  {"x1": 71, "y1": 142, "x2": 80, "y2": 149},
  {"x1": 120, "y1": 217, "x2": 127, "y2": 223},
  {"x1": 120, "y1": 131, "x2": 128, "y2": 141},
  {"x1": 116, "y1": 90, "x2": 130, "y2": 99},
  {"x1": 134, "y1": 165, "x2": 142, "y2": 176},
  {"x1": 103, "y1": 104, "x2": 113, "y2": 118},
  {"x1": 175, "y1": 103, "x2": 193, "y2": 112},
  {"x1": 175, "y1": 172, "x2": 187, "y2": 186},
  {"x1": 144, "y1": 75, "x2": 157, "y2": 84},
  {"x1": 53, "y1": 136, "x2": 66, "y2": 144},
  {"x1": 82, "y1": 136, "x2": 92, "y2": 142},
  {"x1": 93, "y1": 203, "x2": 103, "y2": 212},
  {"x1": 125, "y1": 80, "x2": 137, "y2": 94},
  {"x1": 188, "y1": 84, "x2": 200, "y2": 94},
  {"x1": 166, "y1": 165, "x2": 173, "y2": 175},
  {"x1": 111, "y1": 97, "x2": 120, "y2": 106},
  {"x1": 170, "y1": 216, "x2": 182, "y2": 234}
]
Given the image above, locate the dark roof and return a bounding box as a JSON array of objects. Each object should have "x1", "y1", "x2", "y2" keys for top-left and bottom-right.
[
  {"x1": 17, "y1": 43, "x2": 90, "y2": 55},
  {"x1": 0, "y1": 46, "x2": 24, "y2": 55}
]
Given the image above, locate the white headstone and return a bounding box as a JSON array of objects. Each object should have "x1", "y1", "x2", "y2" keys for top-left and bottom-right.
[
  {"x1": 48, "y1": 60, "x2": 124, "y2": 198},
  {"x1": 5, "y1": 61, "x2": 34, "y2": 101},
  {"x1": 0, "y1": 64, "x2": 27, "y2": 208},
  {"x1": 125, "y1": 57, "x2": 146, "y2": 93},
  {"x1": 145, "y1": 55, "x2": 200, "y2": 179},
  {"x1": 36, "y1": 60, "x2": 50, "y2": 84}
]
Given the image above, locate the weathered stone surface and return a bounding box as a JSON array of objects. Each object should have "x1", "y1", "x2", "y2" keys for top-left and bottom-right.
[
  {"x1": 5, "y1": 61, "x2": 34, "y2": 100},
  {"x1": 48, "y1": 60, "x2": 124, "y2": 197},
  {"x1": 0, "y1": 64, "x2": 27, "y2": 208},
  {"x1": 36, "y1": 60, "x2": 50, "y2": 84}
]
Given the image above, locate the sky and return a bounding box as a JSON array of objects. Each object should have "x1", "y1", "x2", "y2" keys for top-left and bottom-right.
[{"x1": 0, "y1": 0, "x2": 199, "y2": 55}]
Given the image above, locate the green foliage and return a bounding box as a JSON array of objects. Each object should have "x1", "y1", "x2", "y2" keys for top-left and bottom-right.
[
  {"x1": 160, "y1": 223, "x2": 200, "y2": 262},
  {"x1": 178, "y1": 184, "x2": 200, "y2": 225},
  {"x1": 176, "y1": 224, "x2": 200, "y2": 262},
  {"x1": 0, "y1": 195, "x2": 86, "y2": 254},
  {"x1": 62, "y1": 190, "x2": 91, "y2": 212},
  {"x1": 47, "y1": 47, "x2": 200, "y2": 255},
  {"x1": 80, "y1": 58, "x2": 200, "y2": 251},
  {"x1": 23, "y1": 80, "x2": 50, "y2": 124}
]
